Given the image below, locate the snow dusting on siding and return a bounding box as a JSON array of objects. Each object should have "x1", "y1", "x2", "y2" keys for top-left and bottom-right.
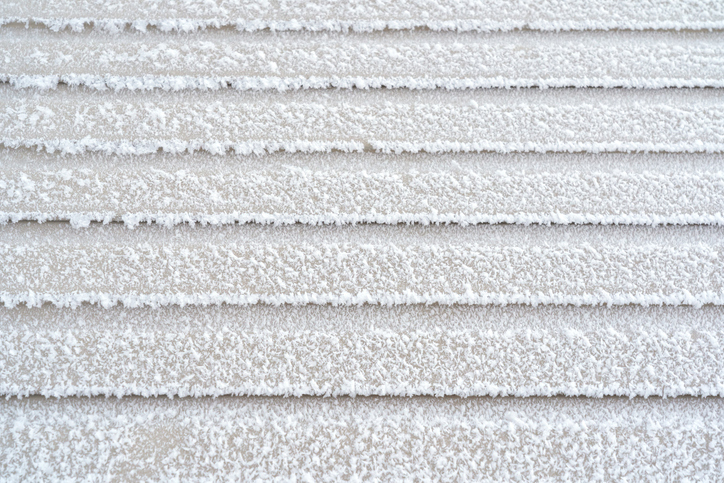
[{"x1": 1, "y1": 2, "x2": 723, "y2": 480}]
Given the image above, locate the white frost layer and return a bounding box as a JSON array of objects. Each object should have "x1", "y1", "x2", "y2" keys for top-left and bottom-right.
[
  {"x1": 2, "y1": 87, "x2": 723, "y2": 154},
  {"x1": 1, "y1": 223, "x2": 723, "y2": 308},
  {"x1": 1, "y1": 0, "x2": 722, "y2": 32},
  {"x1": 3, "y1": 29, "x2": 724, "y2": 90},
  {"x1": 2, "y1": 304, "x2": 724, "y2": 397},
  {"x1": 2, "y1": 150, "x2": 723, "y2": 227},
  {"x1": 3, "y1": 396, "x2": 724, "y2": 481}
]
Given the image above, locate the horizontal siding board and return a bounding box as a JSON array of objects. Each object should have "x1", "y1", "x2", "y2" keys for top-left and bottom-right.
[
  {"x1": 2, "y1": 0, "x2": 723, "y2": 32},
  {"x1": 1, "y1": 223, "x2": 722, "y2": 307},
  {"x1": 2, "y1": 29, "x2": 723, "y2": 89},
  {"x1": 2, "y1": 87, "x2": 723, "y2": 154},
  {"x1": 2, "y1": 396, "x2": 723, "y2": 480},
  {"x1": 2, "y1": 304, "x2": 723, "y2": 397},
  {"x1": 2, "y1": 150, "x2": 723, "y2": 226}
]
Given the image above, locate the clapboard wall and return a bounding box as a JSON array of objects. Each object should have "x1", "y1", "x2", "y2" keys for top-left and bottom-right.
[{"x1": 1, "y1": 1, "x2": 724, "y2": 480}]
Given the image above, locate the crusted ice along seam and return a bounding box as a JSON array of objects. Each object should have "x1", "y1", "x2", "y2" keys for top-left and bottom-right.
[
  {"x1": 1, "y1": 150, "x2": 721, "y2": 171},
  {"x1": 5, "y1": 304, "x2": 722, "y2": 332},
  {"x1": 2, "y1": 18, "x2": 724, "y2": 33},
  {"x1": 5, "y1": 384, "x2": 724, "y2": 399},
  {"x1": 3, "y1": 213, "x2": 724, "y2": 228},
  {"x1": 8, "y1": 75, "x2": 724, "y2": 90},
  {"x1": 4, "y1": 33, "x2": 724, "y2": 88},
  {"x1": 3, "y1": 293, "x2": 722, "y2": 309},
  {"x1": 5, "y1": 140, "x2": 724, "y2": 155},
  {"x1": 3, "y1": 28, "x2": 721, "y2": 89}
]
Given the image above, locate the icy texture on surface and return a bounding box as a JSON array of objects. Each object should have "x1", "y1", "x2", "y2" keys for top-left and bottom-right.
[
  {"x1": 2, "y1": 223, "x2": 723, "y2": 308},
  {"x1": 3, "y1": 396, "x2": 724, "y2": 481},
  {"x1": 2, "y1": 87, "x2": 723, "y2": 154},
  {"x1": 2, "y1": 150, "x2": 723, "y2": 226},
  {"x1": 2, "y1": 0, "x2": 722, "y2": 32},
  {"x1": 3, "y1": 29, "x2": 723, "y2": 90},
  {"x1": 2, "y1": 304, "x2": 724, "y2": 397},
  {"x1": 3, "y1": 2, "x2": 724, "y2": 479}
]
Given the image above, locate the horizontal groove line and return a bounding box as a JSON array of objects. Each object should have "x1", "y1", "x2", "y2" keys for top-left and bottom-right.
[
  {"x1": 5, "y1": 214, "x2": 724, "y2": 228},
  {"x1": 5, "y1": 18, "x2": 724, "y2": 32},
  {"x1": 7, "y1": 76, "x2": 724, "y2": 91}
]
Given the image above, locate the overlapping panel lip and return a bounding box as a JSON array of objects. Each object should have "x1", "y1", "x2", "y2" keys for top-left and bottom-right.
[
  {"x1": 1, "y1": 223, "x2": 722, "y2": 308},
  {"x1": 2, "y1": 0, "x2": 723, "y2": 32},
  {"x1": 1, "y1": 87, "x2": 723, "y2": 155},
  {"x1": 2, "y1": 29, "x2": 723, "y2": 90}
]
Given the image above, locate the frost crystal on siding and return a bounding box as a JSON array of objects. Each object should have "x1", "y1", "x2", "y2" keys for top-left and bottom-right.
[
  {"x1": 1, "y1": 88, "x2": 723, "y2": 155},
  {"x1": 2, "y1": 29, "x2": 723, "y2": 90},
  {"x1": 2, "y1": 2, "x2": 724, "y2": 480},
  {"x1": 2, "y1": 223, "x2": 723, "y2": 308},
  {"x1": 2, "y1": 150, "x2": 723, "y2": 227},
  {"x1": 2, "y1": 0, "x2": 723, "y2": 31},
  {"x1": 2, "y1": 304, "x2": 724, "y2": 398},
  {"x1": 2, "y1": 396, "x2": 724, "y2": 481}
]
